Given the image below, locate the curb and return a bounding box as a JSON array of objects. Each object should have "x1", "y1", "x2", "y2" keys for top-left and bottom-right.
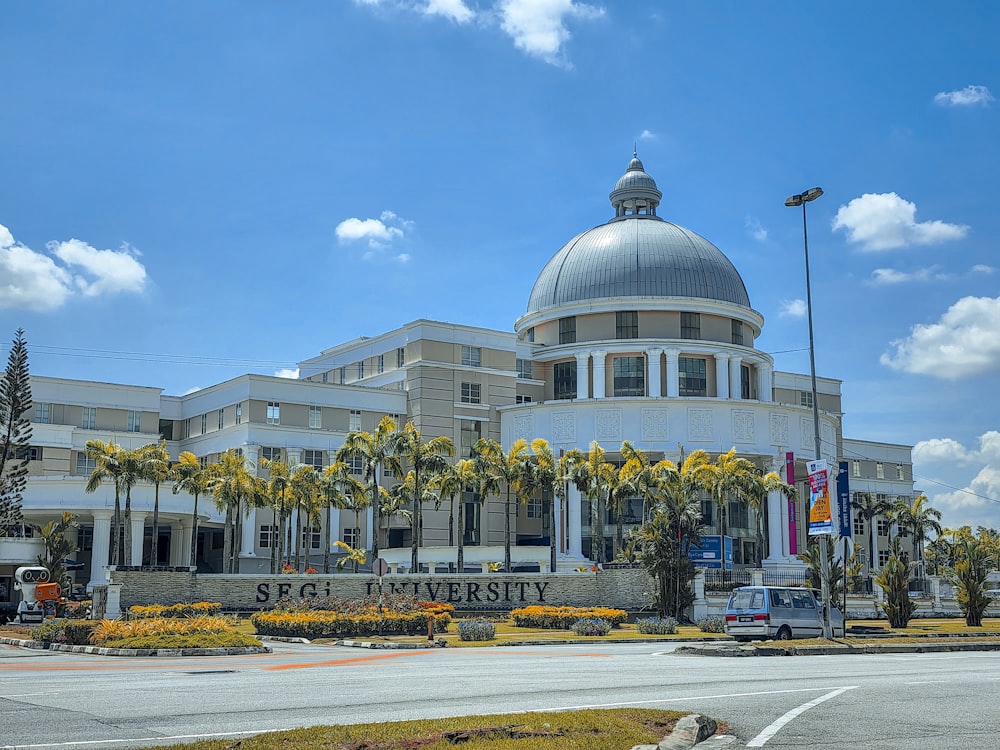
[
  {"x1": 630, "y1": 714, "x2": 739, "y2": 750},
  {"x1": 674, "y1": 640, "x2": 1000, "y2": 657},
  {"x1": 332, "y1": 636, "x2": 729, "y2": 650},
  {"x1": 336, "y1": 639, "x2": 448, "y2": 649},
  {"x1": 1, "y1": 636, "x2": 270, "y2": 657}
]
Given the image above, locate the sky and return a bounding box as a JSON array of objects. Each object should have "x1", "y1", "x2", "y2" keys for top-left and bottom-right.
[{"x1": 2, "y1": 1, "x2": 999, "y2": 531}]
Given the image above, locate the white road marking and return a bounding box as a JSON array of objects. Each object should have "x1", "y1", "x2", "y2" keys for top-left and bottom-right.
[
  {"x1": 534, "y1": 685, "x2": 853, "y2": 712},
  {"x1": 746, "y1": 686, "x2": 857, "y2": 747},
  {"x1": 905, "y1": 680, "x2": 947, "y2": 685},
  {"x1": 1, "y1": 729, "x2": 285, "y2": 750}
]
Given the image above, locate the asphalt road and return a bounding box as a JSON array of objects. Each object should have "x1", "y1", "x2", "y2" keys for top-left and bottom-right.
[{"x1": 2, "y1": 640, "x2": 999, "y2": 749}]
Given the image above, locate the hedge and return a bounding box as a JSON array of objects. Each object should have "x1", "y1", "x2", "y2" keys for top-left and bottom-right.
[
  {"x1": 251, "y1": 610, "x2": 433, "y2": 638},
  {"x1": 509, "y1": 606, "x2": 628, "y2": 629},
  {"x1": 128, "y1": 602, "x2": 222, "y2": 619}
]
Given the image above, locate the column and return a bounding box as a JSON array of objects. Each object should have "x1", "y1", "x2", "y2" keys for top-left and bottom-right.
[
  {"x1": 178, "y1": 518, "x2": 193, "y2": 568},
  {"x1": 714, "y1": 353, "x2": 730, "y2": 399},
  {"x1": 130, "y1": 513, "x2": 146, "y2": 567},
  {"x1": 729, "y1": 356, "x2": 742, "y2": 400},
  {"x1": 575, "y1": 352, "x2": 589, "y2": 399},
  {"x1": 327, "y1": 506, "x2": 342, "y2": 553},
  {"x1": 567, "y1": 485, "x2": 583, "y2": 558},
  {"x1": 591, "y1": 350, "x2": 607, "y2": 399},
  {"x1": 646, "y1": 348, "x2": 662, "y2": 397},
  {"x1": 365, "y1": 505, "x2": 374, "y2": 553},
  {"x1": 554, "y1": 490, "x2": 564, "y2": 554},
  {"x1": 286, "y1": 448, "x2": 302, "y2": 466},
  {"x1": 757, "y1": 362, "x2": 773, "y2": 403},
  {"x1": 89, "y1": 510, "x2": 112, "y2": 587},
  {"x1": 665, "y1": 348, "x2": 680, "y2": 398},
  {"x1": 169, "y1": 522, "x2": 183, "y2": 566},
  {"x1": 241, "y1": 507, "x2": 257, "y2": 558},
  {"x1": 764, "y1": 489, "x2": 785, "y2": 564}
]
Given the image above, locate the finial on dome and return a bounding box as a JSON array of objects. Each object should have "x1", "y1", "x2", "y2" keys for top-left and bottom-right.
[{"x1": 610, "y1": 152, "x2": 662, "y2": 220}]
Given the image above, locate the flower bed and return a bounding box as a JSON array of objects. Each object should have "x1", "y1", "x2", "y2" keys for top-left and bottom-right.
[
  {"x1": 251, "y1": 609, "x2": 433, "y2": 638},
  {"x1": 510, "y1": 606, "x2": 628, "y2": 629},
  {"x1": 128, "y1": 602, "x2": 222, "y2": 619}
]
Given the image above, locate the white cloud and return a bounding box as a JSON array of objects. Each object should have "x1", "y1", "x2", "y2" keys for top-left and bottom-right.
[
  {"x1": 335, "y1": 210, "x2": 412, "y2": 251},
  {"x1": 0, "y1": 223, "x2": 146, "y2": 311},
  {"x1": 778, "y1": 299, "x2": 806, "y2": 318},
  {"x1": 913, "y1": 437, "x2": 975, "y2": 467},
  {"x1": 972, "y1": 264, "x2": 995, "y2": 275},
  {"x1": 274, "y1": 368, "x2": 300, "y2": 379},
  {"x1": 745, "y1": 216, "x2": 767, "y2": 242},
  {"x1": 638, "y1": 129, "x2": 656, "y2": 141},
  {"x1": 869, "y1": 266, "x2": 949, "y2": 285},
  {"x1": 934, "y1": 85, "x2": 995, "y2": 107},
  {"x1": 831, "y1": 193, "x2": 969, "y2": 251},
  {"x1": 498, "y1": 0, "x2": 604, "y2": 67},
  {"x1": 424, "y1": 0, "x2": 474, "y2": 22},
  {"x1": 915, "y1": 432, "x2": 1000, "y2": 528},
  {"x1": 396, "y1": 253, "x2": 411, "y2": 263},
  {"x1": 881, "y1": 295, "x2": 1000, "y2": 379}
]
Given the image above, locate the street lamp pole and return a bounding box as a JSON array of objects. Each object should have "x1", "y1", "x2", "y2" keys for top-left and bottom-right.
[{"x1": 785, "y1": 186, "x2": 833, "y2": 639}]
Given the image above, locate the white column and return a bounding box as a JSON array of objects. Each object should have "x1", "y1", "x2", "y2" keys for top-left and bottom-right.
[
  {"x1": 757, "y1": 362, "x2": 773, "y2": 403},
  {"x1": 241, "y1": 507, "x2": 257, "y2": 558},
  {"x1": 714, "y1": 353, "x2": 730, "y2": 399},
  {"x1": 575, "y1": 352, "x2": 589, "y2": 399},
  {"x1": 244, "y1": 444, "x2": 260, "y2": 472},
  {"x1": 554, "y1": 490, "x2": 564, "y2": 554},
  {"x1": 665, "y1": 348, "x2": 680, "y2": 398},
  {"x1": 328, "y1": 506, "x2": 342, "y2": 551},
  {"x1": 178, "y1": 518, "x2": 193, "y2": 568},
  {"x1": 591, "y1": 350, "x2": 607, "y2": 398},
  {"x1": 168, "y1": 522, "x2": 183, "y2": 566},
  {"x1": 89, "y1": 510, "x2": 112, "y2": 587},
  {"x1": 764, "y1": 489, "x2": 785, "y2": 564},
  {"x1": 567, "y1": 485, "x2": 583, "y2": 558},
  {"x1": 365, "y1": 505, "x2": 374, "y2": 552},
  {"x1": 779, "y1": 483, "x2": 791, "y2": 558},
  {"x1": 130, "y1": 513, "x2": 146, "y2": 567},
  {"x1": 646, "y1": 348, "x2": 662, "y2": 397},
  {"x1": 287, "y1": 448, "x2": 302, "y2": 466},
  {"x1": 729, "y1": 356, "x2": 743, "y2": 400}
]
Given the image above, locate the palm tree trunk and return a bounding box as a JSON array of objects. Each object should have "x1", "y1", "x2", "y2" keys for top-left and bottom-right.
[
  {"x1": 354, "y1": 509, "x2": 361, "y2": 573},
  {"x1": 448, "y1": 494, "x2": 455, "y2": 548},
  {"x1": 504, "y1": 487, "x2": 512, "y2": 572},
  {"x1": 222, "y1": 504, "x2": 233, "y2": 574},
  {"x1": 123, "y1": 487, "x2": 133, "y2": 566},
  {"x1": 550, "y1": 492, "x2": 557, "y2": 574},
  {"x1": 457, "y1": 496, "x2": 465, "y2": 572},
  {"x1": 232, "y1": 499, "x2": 243, "y2": 574},
  {"x1": 111, "y1": 489, "x2": 121, "y2": 567},
  {"x1": 323, "y1": 504, "x2": 332, "y2": 574},
  {"x1": 189, "y1": 492, "x2": 200, "y2": 569},
  {"x1": 295, "y1": 508, "x2": 303, "y2": 571},
  {"x1": 371, "y1": 477, "x2": 381, "y2": 566},
  {"x1": 150, "y1": 484, "x2": 160, "y2": 567}
]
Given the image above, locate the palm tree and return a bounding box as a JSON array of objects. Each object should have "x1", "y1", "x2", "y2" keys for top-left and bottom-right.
[
  {"x1": 382, "y1": 481, "x2": 414, "y2": 553},
  {"x1": 170, "y1": 451, "x2": 211, "y2": 568},
  {"x1": 261, "y1": 457, "x2": 292, "y2": 573},
  {"x1": 430, "y1": 458, "x2": 479, "y2": 571},
  {"x1": 84, "y1": 439, "x2": 124, "y2": 566},
  {"x1": 116, "y1": 445, "x2": 147, "y2": 567},
  {"x1": 288, "y1": 464, "x2": 321, "y2": 571},
  {"x1": 853, "y1": 492, "x2": 892, "y2": 578},
  {"x1": 336, "y1": 415, "x2": 403, "y2": 566},
  {"x1": 34, "y1": 512, "x2": 77, "y2": 591},
  {"x1": 747, "y1": 468, "x2": 796, "y2": 564},
  {"x1": 893, "y1": 493, "x2": 942, "y2": 586},
  {"x1": 700, "y1": 447, "x2": 758, "y2": 541},
  {"x1": 338, "y1": 479, "x2": 372, "y2": 572},
  {"x1": 396, "y1": 422, "x2": 455, "y2": 573},
  {"x1": 320, "y1": 460, "x2": 363, "y2": 574},
  {"x1": 530, "y1": 439, "x2": 558, "y2": 572},
  {"x1": 207, "y1": 449, "x2": 258, "y2": 573},
  {"x1": 559, "y1": 441, "x2": 617, "y2": 565},
  {"x1": 612, "y1": 442, "x2": 657, "y2": 558},
  {"x1": 140, "y1": 441, "x2": 170, "y2": 567},
  {"x1": 473, "y1": 437, "x2": 534, "y2": 572}
]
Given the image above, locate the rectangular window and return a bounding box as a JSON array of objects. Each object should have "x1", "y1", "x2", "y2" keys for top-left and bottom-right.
[
  {"x1": 261, "y1": 446, "x2": 282, "y2": 462},
  {"x1": 339, "y1": 367, "x2": 346, "y2": 384},
  {"x1": 896, "y1": 464, "x2": 905, "y2": 480},
  {"x1": 235, "y1": 403, "x2": 243, "y2": 425},
  {"x1": 516, "y1": 394, "x2": 532, "y2": 404},
  {"x1": 741, "y1": 364, "x2": 751, "y2": 399},
  {"x1": 516, "y1": 358, "x2": 533, "y2": 379},
  {"x1": 303, "y1": 450, "x2": 324, "y2": 469},
  {"x1": 266, "y1": 402, "x2": 280, "y2": 425},
  {"x1": 128, "y1": 410, "x2": 141, "y2": 432},
  {"x1": 852, "y1": 459, "x2": 860, "y2": 477},
  {"x1": 526, "y1": 497, "x2": 543, "y2": 518},
  {"x1": 82, "y1": 407, "x2": 96, "y2": 430},
  {"x1": 78, "y1": 525, "x2": 94, "y2": 551},
  {"x1": 322, "y1": 371, "x2": 328, "y2": 383},
  {"x1": 397, "y1": 347, "x2": 405, "y2": 367},
  {"x1": 678, "y1": 357, "x2": 707, "y2": 396},
  {"x1": 799, "y1": 391, "x2": 813, "y2": 408},
  {"x1": 731, "y1": 319, "x2": 744, "y2": 345},
  {"x1": 877, "y1": 518, "x2": 890, "y2": 537},
  {"x1": 258, "y1": 525, "x2": 273, "y2": 548},
  {"x1": 76, "y1": 452, "x2": 97, "y2": 476},
  {"x1": 460, "y1": 419, "x2": 482, "y2": 458},
  {"x1": 218, "y1": 409, "x2": 224, "y2": 430},
  {"x1": 199, "y1": 413, "x2": 207, "y2": 434},
  {"x1": 35, "y1": 403, "x2": 51, "y2": 424},
  {"x1": 681, "y1": 312, "x2": 700, "y2": 339},
  {"x1": 616, "y1": 311, "x2": 639, "y2": 339},
  {"x1": 461, "y1": 345, "x2": 481, "y2": 367},
  {"x1": 877, "y1": 550, "x2": 890, "y2": 567},
  {"x1": 853, "y1": 513, "x2": 865, "y2": 537},
  {"x1": 349, "y1": 409, "x2": 362, "y2": 432},
  {"x1": 526, "y1": 327, "x2": 534, "y2": 342},
  {"x1": 348, "y1": 455, "x2": 364, "y2": 475},
  {"x1": 377, "y1": 354, "x2": 384, "y2": 374},
  {"x1": 613, "y1": 356, "x2": 645, "y2": 397},
  {"x1": 357, "y1": 361, "x2": 365, "y2": 380},
  {"x1": 460, "y1": 382, "x2": 481, "y2": 404},
  {"x1": 558, "y1": 316, "x2": 576, "y2": 344},
  {"x1": 26, "y1": 446, "x2": 42, "y2": 461},
  {"x1": 553, "y1": 361, "x2": 577, "y2": 400},
  {"x1": 309, "y1": 405, "x2": 322, "y2": 429},
  {"x1": 343, "y1": 527, "x2": 361, "y2": 548},
  {"x1": 876, "y1": 461, "x2": 884, "y2": 479}
]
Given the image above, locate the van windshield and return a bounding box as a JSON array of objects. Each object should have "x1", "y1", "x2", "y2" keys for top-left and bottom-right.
[{"x1": 728, "y1": 589, "x2": 765, "y2": 610}]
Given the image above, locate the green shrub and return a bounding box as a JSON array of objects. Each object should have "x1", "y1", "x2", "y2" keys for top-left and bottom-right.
[
  {"x1": 128, "y1": 602, "x2": 222, "y2": 619},
  {"x1": 636, "y1": 617, "x2": 677, "y2": 635},
  {"x1": 99, "y1": 632, "x2": 262, "y2": 649},
  {"x1": 697, "y1": 615, "x2": 725, "y2": 633},
  {"x1": 571, "y1": 618, "x2": 611, "y2": 636},
  {"x1": 510, "y1": 606, "x2": 627, "y2": 629},
  {"x1": 457, "y1": 621, "x2": 496, "y2": 641},
  {"x1": 32, "y1": 619, "x2": 69, "y2": 644},
  {"x1": 251, "y1": 610, "x2": 431, "y2": 638}
]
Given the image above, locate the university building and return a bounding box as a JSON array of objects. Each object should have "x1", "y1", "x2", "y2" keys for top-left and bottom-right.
[{"x1": 0, "y1": 154, "x2": 916, "y2": 605}]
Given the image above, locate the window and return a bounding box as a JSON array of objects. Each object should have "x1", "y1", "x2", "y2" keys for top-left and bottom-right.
[
  {"x1": 377, "y1": 354, "x2": 384, "y2": 373},
  {"x1": 349, "y1": 409, "x2": 362, "y2": 432},
  {"x1": 732, "y1": 320, "x2": 744, "y2": 345},
  {"x1": 616, "y1": 311, "x2": 638, "y2": 339},
  {"x1": 78, "y1": 525, "x2": 93, "y2": 551},
  {"x1": 357, "y1": 361, "x2": 365, "y2": 380},
  {"x1": 741, "y1": 364, "x2": 751, "y2": 399},
  {"x1": 76, "y1": 452, "x2": 97, "y2": 476},
  {"x1": 343, "y1": 527, "x2": 361, "y2": 548},
  {"x1": 558, "y1": 316, "x2": 576, "y2": 344},
  {"x1": 201, "y1": 414, "x2": 207, "y2": 434},
  {"x1": 25, "y1": 446, "x2": 42, "y2": 461},
  {"x1": 303, "y1": 450, "x2": 324, "y2": 469},
  {"x1": 259, "y1": 525, "x2": 274, "y2": 548},
  {"x1": 339, "y1": 367, "x2": 346, "y2": 384},
  {"x1": 678, "y1": 357, "x2": 707, "y2": 396},
  {"x1": 516, "y1": 394, "x2": 533, "y2": 404},
  {"x1": 261, "y1": 446, "x2": 282, "y2": 462},
  {"x1": 35, "y1": 403, "x2": 50, "y2": 424},
  {"x1": 461, "y1": 382, "x2": 481, "y2": 404},
  {"x1": 127, "y1": 410, "x2": 141, "y2": 432},
  {"x1": 526, "y1": 327, "x2": 534, "y2": 342},
  {"x1": 236, "y1": 403, "x2": 242, "y2": 425},
  {"x1": 877, "y1": 518, "x2": 890, "y2": 537},
  {"x1": 853, "y1": 514, "x2": 865, "y2": 537},
  {"x1": 322, "y1": 371, "x2": 328, "y2": 383},
  {"x1": 613, "y1": 356, "x2": 645, "y2": 397},
  {"x1": 516, "y1": 358, "x2": 533, "y2": 379},
  {"x1": 701, "y1": 499, "x2": 713, "y2": 526},
  {"x1": 553, "y1": 361, "x2": 577, "y2": 400},
  {"x1": 728, "y1": 500, "x2": 749, "y2": 530},
  {"x1": 461, "y1": 345, "x2": 481, "y2": 367},
  {"x1": 799, "y1": 391, "x2": 813, "y2": 408},
  {"x1": 852, "y1": 460, "x2": 860, "y2": 477},
  {"x1": 896, "y1": 464, "x2": 905, "y2": 480},
  {"x1": 397, "y1": 347, "x2": 405, "y2": 367},
  {"x1": 266, "y1": 402, "x2": 280, "y2": 425},
  {"x1": 877, "y1": 549, "x2": 890, "y2": 567},
  {"x1": 348, "y1": 455, "x2": 364, "y2": 475},
  {"x1": 218, "y1": 409, "x2": 225, "y2": 430},
  {"x1": 876, "y1": 461, "x2": 884, "y2": 479},
  {"x1": 302, "y1": 526, "x2": 321, "y2": 550},
  {"x1": 82, "y1": 407, "x2": 96, "y2": 430},
  {"x1": 526, "y1": 497, "x2": 542, "y2": 518},
  {"x1": 681, "y1": 312, "x2": 700, "y2": 339},
  {"x1": 460, "y1": 420, "x2": 482, "y2": 458},
  {"x1": 309, "y1": 405, "x2": 322, "y2": 429}
]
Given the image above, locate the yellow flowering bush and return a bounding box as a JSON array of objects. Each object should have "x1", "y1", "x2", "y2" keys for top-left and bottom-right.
[
  {"x1": 510, "y1": 605, "x2": 628, "y2": 629},
  {"x1": 251, "y1": 609, "x2": 432, "y2": 638},
  {"x1": 90, "y1": 615, "x2": 240, "y2": 644},
  {"x1": 128, "y1": 602, "x2": 222, "y2": 619}
]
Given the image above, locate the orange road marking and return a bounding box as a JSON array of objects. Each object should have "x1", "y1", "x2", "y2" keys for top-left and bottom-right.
[{"x1": 264, "y1": 651, "x2": 433, "y2": 670}]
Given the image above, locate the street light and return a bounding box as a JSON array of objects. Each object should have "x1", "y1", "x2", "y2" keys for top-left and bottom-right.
[{"x1": 786, "y1": 186, "x2": 834, "y2": 639}]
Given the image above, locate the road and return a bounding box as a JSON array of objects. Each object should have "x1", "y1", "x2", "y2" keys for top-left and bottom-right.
[{"x1": 2, "y1": 640, "x2": 998, "y2": 749}]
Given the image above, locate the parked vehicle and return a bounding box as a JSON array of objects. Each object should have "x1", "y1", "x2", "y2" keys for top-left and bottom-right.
[{"x1": 724, "y1": 586, "x2": 845, "y2": 641}]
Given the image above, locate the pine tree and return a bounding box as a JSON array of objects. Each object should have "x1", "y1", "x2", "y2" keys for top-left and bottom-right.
[{"x1": 0, "y1": 328, "x2": 33, "y2": 531}]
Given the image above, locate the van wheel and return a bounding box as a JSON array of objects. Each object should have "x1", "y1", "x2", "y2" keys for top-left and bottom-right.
[{"x1": 776, "y1": 626, "x2": 792, "y2": 640}]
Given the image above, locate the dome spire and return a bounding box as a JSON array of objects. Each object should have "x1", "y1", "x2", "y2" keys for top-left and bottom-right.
[{"x1": 610, "y1": 151, "x2": 662, "y2": 220}]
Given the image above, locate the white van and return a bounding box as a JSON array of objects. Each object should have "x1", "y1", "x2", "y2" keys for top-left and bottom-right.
[{"x1": 724, "y1": 586, "x2": 845, "y2": 641}]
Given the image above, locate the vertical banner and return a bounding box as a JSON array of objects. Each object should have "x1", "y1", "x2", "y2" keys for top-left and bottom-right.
[
  {"x1": 837, "y1": 461, "x2": 851, "y2": 538},
  {"x1": 785, "y1": 452, "x2": 798, "y2": 555},
  {"x1": 806, "y1": 459, "x2": 833, "y2": 536}
]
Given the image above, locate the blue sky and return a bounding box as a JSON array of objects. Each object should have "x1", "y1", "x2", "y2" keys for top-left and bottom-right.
[{"x1": 2, "y1": 1, "x2": 999, "y2": 530}]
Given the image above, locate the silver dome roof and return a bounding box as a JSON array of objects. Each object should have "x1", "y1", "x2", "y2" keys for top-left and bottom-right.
[{"x1": 525, "y1": 155, "x2": 751, "y2": 315}]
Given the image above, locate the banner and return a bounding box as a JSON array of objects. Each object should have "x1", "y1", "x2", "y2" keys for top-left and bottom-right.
[
  {"x1": 836, "y1": 461, "x2": 851, "y2": 538},
  {"x1": 806, "y1": 459, "x2": 833, "y2": 536},
  {"x1": 786, "y1": 452, "x2": 797, "y2": 555}
]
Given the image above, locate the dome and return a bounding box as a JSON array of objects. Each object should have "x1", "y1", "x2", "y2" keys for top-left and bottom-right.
[{"x1": 524, "y1": 156, "x2": 751, "y2": 315}]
